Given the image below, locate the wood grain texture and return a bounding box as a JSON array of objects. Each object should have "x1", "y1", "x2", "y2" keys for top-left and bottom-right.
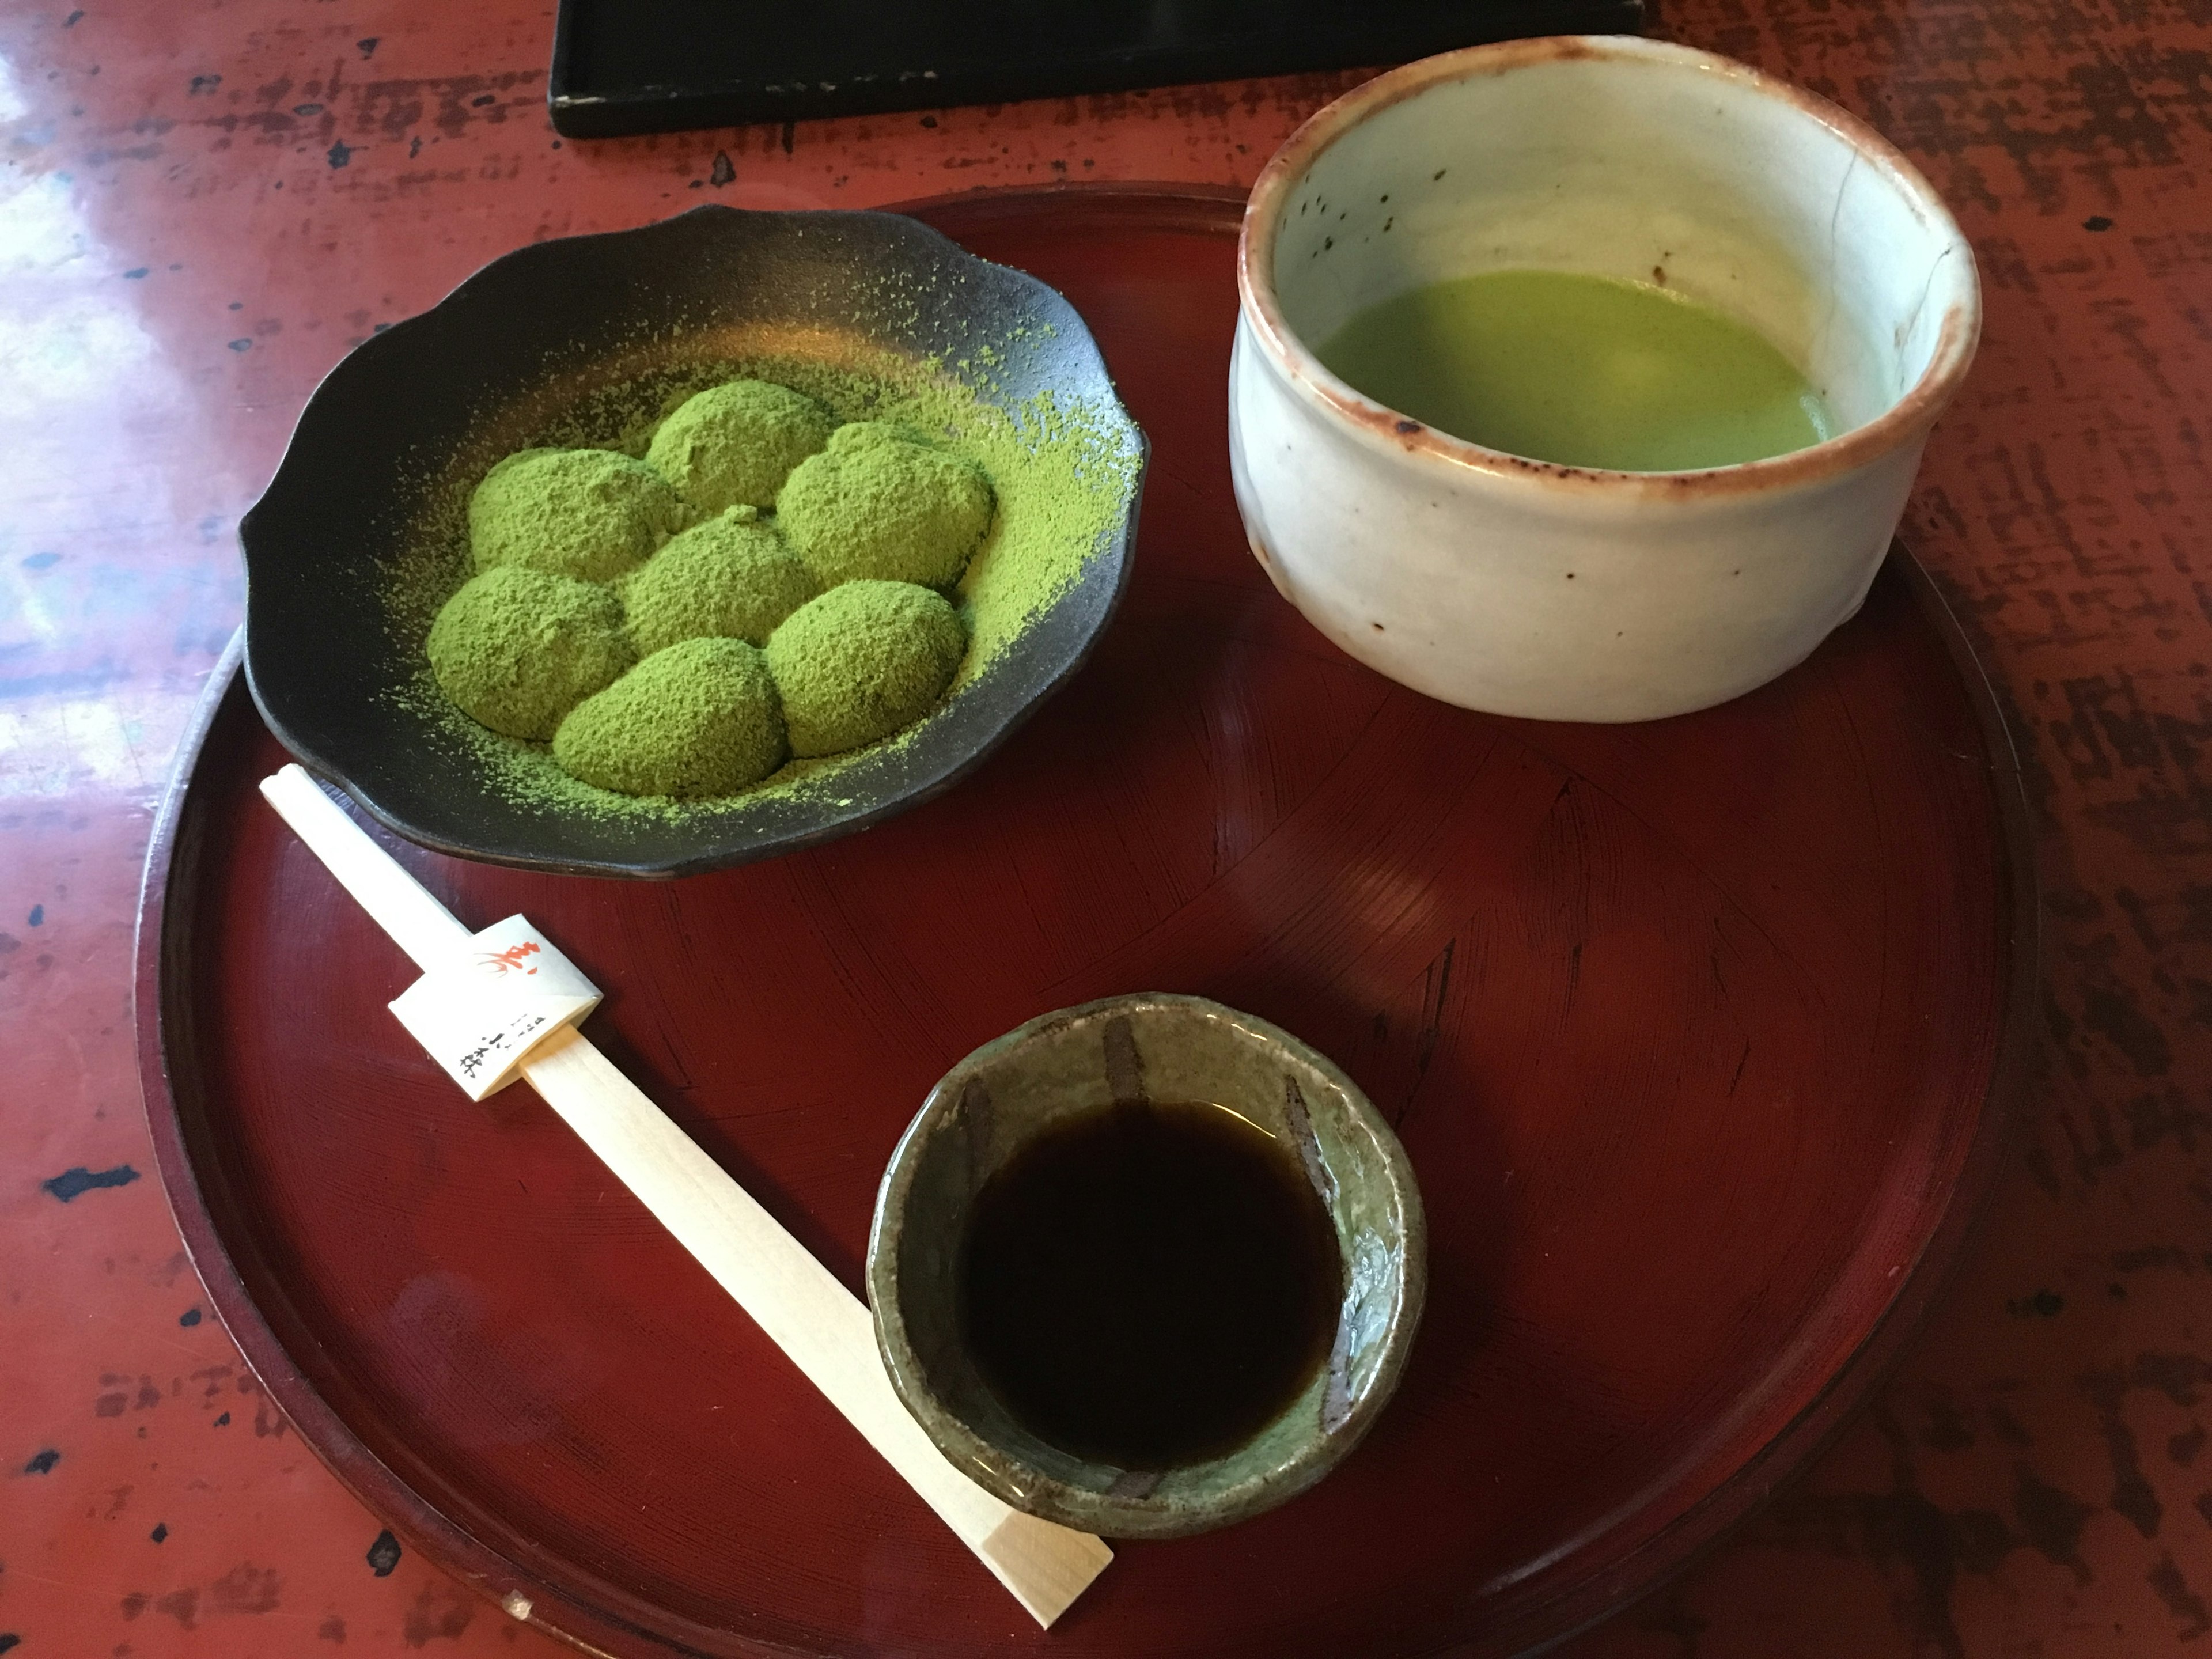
[{"x1": 0, "y1": 0, "x2": 2205, "y2": 1654}]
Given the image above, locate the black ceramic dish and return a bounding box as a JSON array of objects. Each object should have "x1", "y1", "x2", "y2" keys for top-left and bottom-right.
[{"x1": 241, "y1": 204, "x2": 1147, "y2": 879}]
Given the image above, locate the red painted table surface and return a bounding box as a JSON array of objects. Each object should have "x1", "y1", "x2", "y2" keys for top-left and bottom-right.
[{"x1": 0, "y1": 2, "x2": 2206, "y2": 1656}]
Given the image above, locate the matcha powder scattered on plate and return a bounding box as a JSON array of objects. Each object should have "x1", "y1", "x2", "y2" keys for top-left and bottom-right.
[{"x1": 390, "y1": 344, "x2": 1141, "y2": 823}]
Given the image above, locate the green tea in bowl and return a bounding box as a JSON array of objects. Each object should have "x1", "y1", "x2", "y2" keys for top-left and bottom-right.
[
  {"x1": 1230, "y1": 36, "x2": 1980, "y2": 723},
  {"x1": 1316, "y1": 269, "x2": 1836, "y2": 474}
]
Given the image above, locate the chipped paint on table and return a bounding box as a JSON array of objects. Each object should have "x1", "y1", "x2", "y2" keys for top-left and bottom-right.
[{"x1": 0, "y1": 0, "x2": 2207, "y2": 1653}]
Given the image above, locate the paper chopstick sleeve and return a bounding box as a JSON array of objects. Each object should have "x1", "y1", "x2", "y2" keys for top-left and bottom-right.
[{"x1": 388, "y1": 913, "x2": 601, "y2": 1099}]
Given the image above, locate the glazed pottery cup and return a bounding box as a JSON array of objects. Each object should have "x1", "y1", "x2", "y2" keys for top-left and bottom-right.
[
  {"x1": 1229, "y1": 36, "x2": 1981, "y2": 721},
  {"x1": 866, "y1": 994, "x2": 1426, "y2": 1539}
]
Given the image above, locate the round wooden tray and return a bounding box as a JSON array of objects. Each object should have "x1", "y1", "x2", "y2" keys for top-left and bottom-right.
[{"x1": 137, "y1": 187, "x2": 2036, "y2": 1659}]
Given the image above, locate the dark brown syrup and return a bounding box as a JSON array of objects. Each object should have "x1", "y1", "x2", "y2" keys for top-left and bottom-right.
[{"x1": 956, "y1": 1100, "x2": 1344, "y2": 1471}]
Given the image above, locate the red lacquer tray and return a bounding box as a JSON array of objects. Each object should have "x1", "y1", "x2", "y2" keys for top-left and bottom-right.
[{"x1": 137, "y1": 188, "x2": 2035, "y2": 1659}]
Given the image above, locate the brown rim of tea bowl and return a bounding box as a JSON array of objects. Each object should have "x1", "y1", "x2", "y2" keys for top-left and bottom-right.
[
  {"x1": 1226, "y1": 36, "x2": 1982, "y2": 723},
  {"x1": 1238, "y1": 35, "x2": 1980, "y2": 502},
  {"x1": 865, "y1": 993, "x2": 1427, "y2": 1540}
]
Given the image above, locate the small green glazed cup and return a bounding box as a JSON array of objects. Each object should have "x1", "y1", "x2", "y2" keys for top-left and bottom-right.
[{"x1": 865, "y1": 993, "x2": 1426, "y2": 1539}]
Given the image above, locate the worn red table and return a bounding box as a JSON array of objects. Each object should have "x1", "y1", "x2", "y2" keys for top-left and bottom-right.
[{"x1": 2, "y1": 2, "x2": 2206, "y2": 1655}]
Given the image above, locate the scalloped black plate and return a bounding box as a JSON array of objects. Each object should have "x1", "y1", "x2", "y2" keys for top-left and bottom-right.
[{"x1": 241, "y1": 203, "x2": 1146, "y2": 878}]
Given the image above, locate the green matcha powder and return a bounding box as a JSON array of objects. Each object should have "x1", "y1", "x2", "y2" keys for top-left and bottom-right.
[{"x1": 407, "y1": 353, "x2": 1135, "y2": 811}]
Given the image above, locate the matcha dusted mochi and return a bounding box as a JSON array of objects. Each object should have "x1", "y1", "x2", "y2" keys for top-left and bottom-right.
[
  {"x1": 766, "y1": 580, "x2": 967, "y2": 757},
  {"x1": 427, "y1": 566, "x2": 632, "y2": 740},
  {"x1": 469, "y1": 448, "x2": 683, "y2": 582},
  {"x1": 554, "y1": 637, "x2": 787, "y2": 797},
  {"x1": 778, "y1": 422, "x2": 995, "y2": 588},
  {"x1": 622, "y1": 506, "x2": 819, "y2": 657},
  {"x1": 646, "y1": 380, "x2": 835, "y2": 513},
  {"x1": 425, "y1": 383, "x2": 995, "y2": 800}
]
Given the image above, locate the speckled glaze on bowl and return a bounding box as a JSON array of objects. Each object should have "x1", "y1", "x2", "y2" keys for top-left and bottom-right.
[
  {"x1": 866, "y1": 994, "x2": 1426, "y2": 1540},
  {"x1": 1230, "y1": 35, "x2": 1980, "y2": 721}
]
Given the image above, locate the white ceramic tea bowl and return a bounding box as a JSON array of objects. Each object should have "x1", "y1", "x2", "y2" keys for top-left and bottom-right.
[{"x1": 1229, "y1": 36, "x2": 1980, "y2": 721}]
